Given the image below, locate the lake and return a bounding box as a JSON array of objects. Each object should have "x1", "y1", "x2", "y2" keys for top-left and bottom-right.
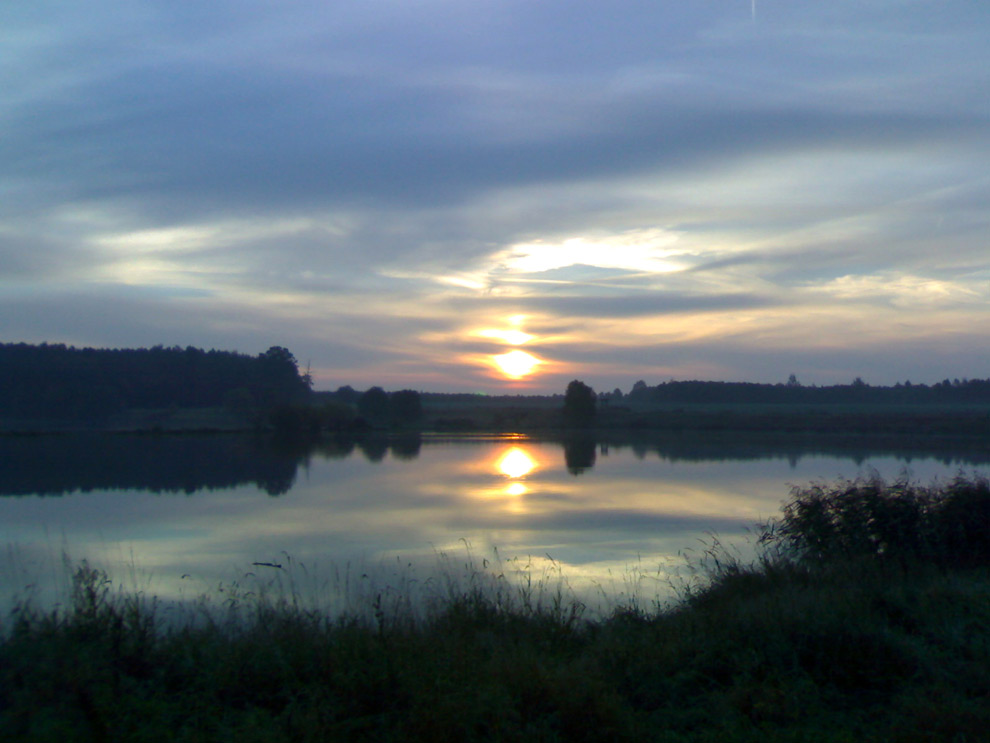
[{"x1": 2, "y1": 432, "x2": 988, "y2": 618}]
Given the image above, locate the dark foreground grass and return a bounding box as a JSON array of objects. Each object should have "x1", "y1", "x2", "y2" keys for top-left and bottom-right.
[{"x1": 3, "y1": 477, "x2": 990, "y2": 742}]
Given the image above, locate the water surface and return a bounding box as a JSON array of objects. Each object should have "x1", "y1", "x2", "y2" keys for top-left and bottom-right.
[{"x1": 2, "y1": 433, "x2": 987, "y2": 615}]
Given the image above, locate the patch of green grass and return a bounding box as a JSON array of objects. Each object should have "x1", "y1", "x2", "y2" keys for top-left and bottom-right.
[{"x1": 3, "y1": 477, "x2": 990, "y2": 741}]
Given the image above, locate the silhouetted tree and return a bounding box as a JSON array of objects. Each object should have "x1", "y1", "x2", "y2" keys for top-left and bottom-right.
[
  {"x1": 319, "y1": 400, "x2": 356, "y2": 431},
  {"x1": 261, "y1": 345, "x2": 298, "y2": 367},
  {"x1": 563, "y1": 380, "x2": 596, "y2": 425},
  {"x1": 256, "y1": 346, "x2": 310, "y2": 405},
  {"x1": 358, "y1": 386, "x2": 390, "y2": 421},
  {"x1": 627, "y1": 380, "x2": 650, "y2": 404},
  {"x1": 389, "y1": 390, "x2": 423, "y2": 424},
  {"x1": 334, "y1": 385, "x2": 360, "y2": 404}
]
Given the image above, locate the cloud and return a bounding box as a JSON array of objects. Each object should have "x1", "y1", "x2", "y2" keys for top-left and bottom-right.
[
  {"x1": 449, "y1": 291, "x2": 781, "y2": 320},
  {"x1": 6, "y1": 2, "x2": 983, "y2": 222},
  {"x1": 2, "y1": 1, "x2": 990, "y2": 390}
]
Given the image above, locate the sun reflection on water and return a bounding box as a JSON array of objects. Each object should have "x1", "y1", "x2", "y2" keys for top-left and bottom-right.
[
  {"x1": 492, "y1": 445, "x2": 539, "y2": 506},
  {"x1": 504, "y1": 482, "x2": 528, "y2": 497},
  {"x1": 497, "y1": 447, "x2": 537, "y2": 478}
]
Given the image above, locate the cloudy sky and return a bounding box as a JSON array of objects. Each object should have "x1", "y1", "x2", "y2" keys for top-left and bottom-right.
[{"x1": 3, "y1": 1, "x2": 989, "y2": 393}]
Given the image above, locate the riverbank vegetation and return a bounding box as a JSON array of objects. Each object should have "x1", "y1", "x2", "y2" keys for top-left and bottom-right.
[
  {"x1": 6, "y1": 342, "x2": 990, "y2": 440},
  {"x1": 3, "y1": 475, "x2": 989, "y2": 741}
]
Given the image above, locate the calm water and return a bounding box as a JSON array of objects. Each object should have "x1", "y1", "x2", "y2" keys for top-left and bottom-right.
[{"x1": 2, "y1": 433, "x2": 988, "y2": 616}]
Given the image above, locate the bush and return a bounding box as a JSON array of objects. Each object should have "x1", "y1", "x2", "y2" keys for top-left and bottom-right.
[{"x1": 762, "y1": 473, "x2": 990, "y2": 569}]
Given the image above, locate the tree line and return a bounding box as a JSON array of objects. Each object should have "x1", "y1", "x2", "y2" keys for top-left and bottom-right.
[
  {"x1": 304, "y1": 386, "x2": 423, "y2": 433},
  {"x1": 0, "y1": 342, "x2": 311, "y2": 422},
  {"x1": 613, "y1": 376, "x2": 990, "y2": 407}
]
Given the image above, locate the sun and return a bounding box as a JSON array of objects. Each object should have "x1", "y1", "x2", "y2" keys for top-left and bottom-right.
[{"x1": 492, "y1": 350, "x2": 543, "y2": 379}]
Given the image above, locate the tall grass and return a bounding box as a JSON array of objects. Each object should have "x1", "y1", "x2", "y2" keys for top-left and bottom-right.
[{"x1": 3, "y1": 475, "x2": 990, "y2": 742}]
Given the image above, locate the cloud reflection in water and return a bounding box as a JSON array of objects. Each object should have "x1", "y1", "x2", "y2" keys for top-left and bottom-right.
[{"x1": 2, "y1": 435, "x2": 985, "y2": 615}]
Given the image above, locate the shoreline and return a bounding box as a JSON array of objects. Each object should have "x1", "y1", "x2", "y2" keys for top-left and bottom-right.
[{"x1": 4, "y1": 401, "x2": 990, "y2": 435}]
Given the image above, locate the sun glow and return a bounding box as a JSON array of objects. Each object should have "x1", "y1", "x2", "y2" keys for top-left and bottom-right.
[
  {"x1": 494, "y1": 231, "x2": 684, "y2": 275},
  {"x1": 475, "y1": 328, "x2": 534, "y2": 345},
  {"x1": 497, "y1": 447, "x2": 537, "y2": 478},
  {"x1": 492, "y1": 350, "x2": 543, "y2": 379}
]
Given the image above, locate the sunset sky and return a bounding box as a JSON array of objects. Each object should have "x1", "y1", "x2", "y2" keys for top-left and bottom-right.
[{"x1": 3, "y1": 2, "x2": 989, "y2": 393}]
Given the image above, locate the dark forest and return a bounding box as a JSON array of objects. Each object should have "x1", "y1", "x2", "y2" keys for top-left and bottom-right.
[{"x1": 0, "y1": 342, "x2": 311, "y2": 422}]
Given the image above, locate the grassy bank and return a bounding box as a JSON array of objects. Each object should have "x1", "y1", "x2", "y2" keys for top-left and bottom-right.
[{"x1": 3, "y1": 477, "x2": 990, "y2": 742}]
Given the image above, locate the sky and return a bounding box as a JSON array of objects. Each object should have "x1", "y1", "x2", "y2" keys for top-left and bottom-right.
[{"x1": 3, "y1": 1, "x2": 990, "y2": 394}]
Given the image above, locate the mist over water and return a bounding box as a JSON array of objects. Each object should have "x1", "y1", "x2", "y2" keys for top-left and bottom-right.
[{"x1": 2, "y1": 434, "x2": 987, "y2": 618}]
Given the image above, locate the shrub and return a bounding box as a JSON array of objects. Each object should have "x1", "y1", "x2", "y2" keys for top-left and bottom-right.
[{"x1": 762, "y1": 474, "x2": 990, "y2": 569}]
